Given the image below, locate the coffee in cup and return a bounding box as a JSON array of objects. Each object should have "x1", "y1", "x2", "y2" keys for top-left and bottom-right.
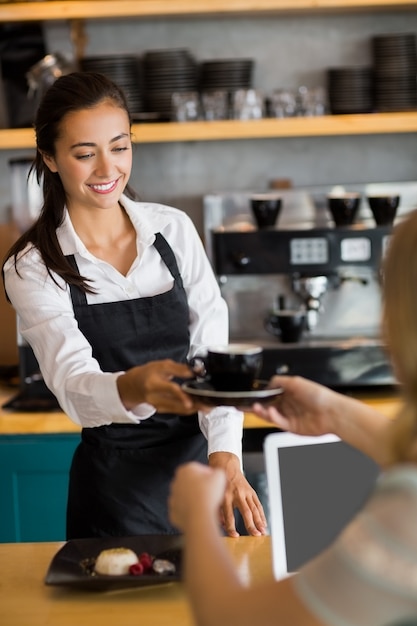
[{"x1": 191, "y1": 343, "x2": 263, "y2": 391}]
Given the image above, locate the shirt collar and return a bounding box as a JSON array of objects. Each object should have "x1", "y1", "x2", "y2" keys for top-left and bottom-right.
[{"x1": 56, "y1": 195, "x2": 157, "y2": 258}]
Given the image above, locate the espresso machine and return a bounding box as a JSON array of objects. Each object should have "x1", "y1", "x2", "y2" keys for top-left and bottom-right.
[{"x1": 202, "y1": 184, "x2": 412, "y2": 390}]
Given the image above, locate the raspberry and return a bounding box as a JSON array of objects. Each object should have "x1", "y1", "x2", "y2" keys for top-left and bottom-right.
[
  {"x1": 139, "y1": 552, "x2": 154, "y2": 572},
  {"x1": 129, "y1": 562, "x2": 144, "y2": 576}
]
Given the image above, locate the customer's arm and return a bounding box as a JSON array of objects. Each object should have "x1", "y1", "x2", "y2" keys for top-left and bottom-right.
[
  {"x1": 170, "y1": 462, "x2": 417, "y2": 626},
  {"x1": 251, "y1": 376, "x2": 396, "y2": 467},
  {"x1": 169, "y1": 462, "x2": 324, "y2": 626}
]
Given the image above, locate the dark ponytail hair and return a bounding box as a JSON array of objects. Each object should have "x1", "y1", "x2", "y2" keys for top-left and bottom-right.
[{"x1": 3, "y1": 72, "x2": 138, "y2": 293}]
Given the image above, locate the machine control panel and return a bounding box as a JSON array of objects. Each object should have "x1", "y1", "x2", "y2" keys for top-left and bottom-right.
[
  {"x1": 340, "y1": 237, "x2": 371, "y2": 262},
  {"x1": 290, "y1": 237, "x2": 329, "y2": 265},
  {"x1": 212, "y1": 226, "x2": 391, "y2": 275}
]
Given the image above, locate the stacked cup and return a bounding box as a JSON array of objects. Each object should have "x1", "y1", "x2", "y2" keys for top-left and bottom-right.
[
  {"x1": 250, "y1": 193, "x2": 283, "y2": 229},
  {"x1": 327, "y1": 192, "x2": 361, "y2": 227},
  {"x1": 367, "y1": 194, "x2": 400, "y2": 226}
]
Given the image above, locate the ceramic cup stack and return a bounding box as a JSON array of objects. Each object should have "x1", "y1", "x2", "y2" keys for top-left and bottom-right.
[
  {"x1": 80, "y1": 55, "x2": 144, "y2": 117},
  {"x1": 327, "y1": 66, "x2": 374, "y2": 114},
  {"x1": 142, "y1": 48, "x2": 199, "y2": 121},
  {"x1": 199, "y1": 58, "x2": 254, "y2": 120},
  {"x1": 372, "y1": 33, "x2": 417, "y2": 112}
]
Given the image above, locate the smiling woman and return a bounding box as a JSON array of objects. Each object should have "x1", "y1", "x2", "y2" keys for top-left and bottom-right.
[
  {"x1": 42, "y1": 102, "x2": 136, "y2": 273},
  {"x1": 2, "y1": 72, "x2": 267, "y2": 541},
  {"x1": 43, "y1": 109, "x2": 132, "y2": 208}
]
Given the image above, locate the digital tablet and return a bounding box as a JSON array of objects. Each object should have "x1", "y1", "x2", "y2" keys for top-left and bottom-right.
[{"x1": 264, "y1": 431, "x2": 380, "y2": 580}]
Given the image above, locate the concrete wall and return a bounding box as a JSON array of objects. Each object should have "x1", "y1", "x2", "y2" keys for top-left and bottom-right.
[{"x1": 0, "y1": 9, "x2": 416, "y2": 235}]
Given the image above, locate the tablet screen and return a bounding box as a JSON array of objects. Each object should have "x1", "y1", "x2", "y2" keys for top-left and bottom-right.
[{"x1": 264, "y1": 433, "x2": 380, "y2": 579}]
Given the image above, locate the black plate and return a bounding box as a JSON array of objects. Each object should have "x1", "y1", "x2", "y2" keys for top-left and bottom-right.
[
  {"x1": 45, "y1": 535, "x2": 183, "y2": 591},
  {"x1": 181, "y1": 379, "x2": 283, "y2": 408}
]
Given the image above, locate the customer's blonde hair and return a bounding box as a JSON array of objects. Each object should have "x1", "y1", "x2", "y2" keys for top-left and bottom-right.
[{"x1": 382, "y1": 209, "x2": 417, "y2": 462}]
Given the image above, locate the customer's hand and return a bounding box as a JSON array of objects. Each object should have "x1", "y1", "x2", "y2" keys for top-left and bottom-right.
[
  {"x1": 253, "y1": 375, "x2": 396, "y2": 467},
  {"x1": 251, "y1": 375, "x2": 348, "y2": 436},
  {"x1": 117, "y1": 359, "x2": 202, "y2": 415},
  {"x1": 169, "y1": 462, "x2": 226, "y2": 533},
  {"x1": 209, "y1": 452, "x2": 267, "y2": 537}
]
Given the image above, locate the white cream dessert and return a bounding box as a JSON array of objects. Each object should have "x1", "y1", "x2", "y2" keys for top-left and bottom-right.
[{"x1": 94, "y1": 547, "x2": 139, "y2": 575}]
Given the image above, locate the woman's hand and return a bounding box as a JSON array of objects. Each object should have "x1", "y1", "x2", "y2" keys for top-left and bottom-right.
[
  {"x1": 209, "y1": 452, "x2": 267, "y2": 537},
  {"x1": 117, "y1": 359, "x2": 202, "y2": 415}
]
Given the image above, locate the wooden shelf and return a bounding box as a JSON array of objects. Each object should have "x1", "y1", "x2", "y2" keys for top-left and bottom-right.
[
  {"x1": 1, "y1": 0, "x2": 417, "y2": 23},
  {"x1": 1, "y1": 2, "x2": 416, "y2": 148},
  {"x1": 2, "y1": 113, "x2": 417, "y2": 149},
  {"x1": 132, "y1": 113, "x2": 417, "y2": 142}
]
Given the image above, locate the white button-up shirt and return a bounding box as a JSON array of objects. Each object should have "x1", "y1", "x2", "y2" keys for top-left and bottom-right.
[{"x1": 3, "y1": 196, "x2": 243, "y2": 458}]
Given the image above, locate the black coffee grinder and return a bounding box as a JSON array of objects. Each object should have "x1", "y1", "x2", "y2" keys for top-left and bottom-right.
[
  {"x1": 3, "y1": 336, "x2": 60, "y2": 412},
  {"x1": 3, "y1": 157, "x2": 60, "y2": 411}
]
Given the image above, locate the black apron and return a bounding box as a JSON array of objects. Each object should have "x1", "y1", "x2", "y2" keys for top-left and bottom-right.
[{"x1": 66, "y1": 233, "x2": 207, "y2": 538}]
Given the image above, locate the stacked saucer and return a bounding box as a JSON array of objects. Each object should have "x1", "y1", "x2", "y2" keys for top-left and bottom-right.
[
  {"x1": 372, "y1": 33, "x2": 417, "y2": 112},
  {"x1": 199, "y1": 58, "x2": 254, "y2": 92},
  {"x1": 142, "y1": 48, "x2": 199, "y2": 120},
  {"x1": 80, "y1": 55, "x2": 144, "y2": 116},
  {"x1": 327, "y1": 66, "x2": 374, "y2": 114}
]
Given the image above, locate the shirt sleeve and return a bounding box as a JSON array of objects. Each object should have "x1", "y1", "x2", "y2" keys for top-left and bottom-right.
[
  {"x1": 293, "y1": 466, "x2": 417, "y2": 626},
  {"x1": 198, "y1": 407, "x2": 244, "y2": 464},
  {"x1": 3, "y1": 250, "x2": 150, "y2": 427}
]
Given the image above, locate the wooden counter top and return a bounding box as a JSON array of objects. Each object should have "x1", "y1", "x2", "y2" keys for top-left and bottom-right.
[
  {"x1": 0, "y1": 385, "x2": 402, "y2": 435},
  {"x1": 0, "y1": 387, "x2": 81, "y2": 435},
  {"x1": 0, "y1": 536, "x2": 272, "y2": 626},
  {"x1": 0, "y1": 386, "x2": 402, "y2": 435}
]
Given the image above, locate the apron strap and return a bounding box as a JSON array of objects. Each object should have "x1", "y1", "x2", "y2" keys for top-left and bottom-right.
[
  {"x1": 153, "y1": 233, "x2": 183, "y2": 283},
  {"x1": 66, "y1": 254, "x2": 87, "y2": 306}
]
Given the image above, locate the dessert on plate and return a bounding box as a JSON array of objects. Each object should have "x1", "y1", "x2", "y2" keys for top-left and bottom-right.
[{"x1": 94, "y1": 547, "x2": 139, "y2": 575}]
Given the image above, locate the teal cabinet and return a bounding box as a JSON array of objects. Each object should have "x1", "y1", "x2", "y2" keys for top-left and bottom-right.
[{"x1": 0, "y1": 433, "x2": 80, "y2": 542}]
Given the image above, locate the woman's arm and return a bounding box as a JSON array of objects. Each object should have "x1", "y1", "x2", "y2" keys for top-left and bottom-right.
[
  {"x1": 252, "y1": 375, "x2": 396, "y2": 467},
  {"x1": 3, "y1": 249, "x2": 200, "y2": 424},
  {"x1": 208, "y1": 451, "x2": 267, "y2": 537}
]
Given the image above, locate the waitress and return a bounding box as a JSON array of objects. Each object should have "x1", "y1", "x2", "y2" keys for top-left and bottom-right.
[{"x1": 3, "y1": 72, "x2": 266, "y2": 539}]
